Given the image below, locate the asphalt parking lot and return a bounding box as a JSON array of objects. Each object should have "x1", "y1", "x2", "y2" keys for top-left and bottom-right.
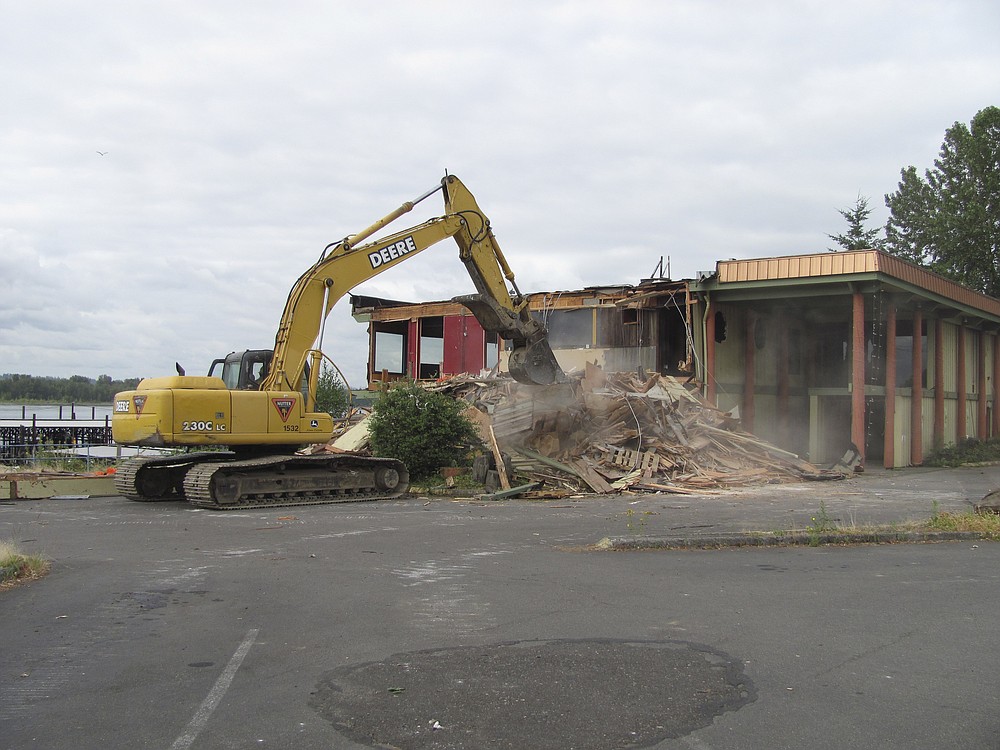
[{"x1": 2, "y1": 465, "x2": 999, "y2": 749}]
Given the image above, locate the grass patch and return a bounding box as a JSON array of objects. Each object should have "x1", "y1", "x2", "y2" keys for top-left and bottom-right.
[
  {"x1": 0, "y1": 541, "x2": 49, "y2": 589},
  {"x1": 748, "y1": 508, "x2": 1000, "y2": 546},
  {"x1": 921, "y1": 510, "x2": 1000, "y2": 538}
]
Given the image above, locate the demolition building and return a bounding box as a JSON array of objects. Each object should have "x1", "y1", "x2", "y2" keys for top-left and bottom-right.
[{"x1": 351, "y1": 250, "x2": 1000, "y2": 469}]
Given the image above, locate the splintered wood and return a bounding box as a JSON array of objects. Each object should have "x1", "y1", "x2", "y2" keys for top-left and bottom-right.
[{"x1": 429, "y1": 364, "x2": 843, "y2": 495}]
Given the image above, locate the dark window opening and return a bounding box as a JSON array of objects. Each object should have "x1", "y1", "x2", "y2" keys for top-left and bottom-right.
[{"x1": 714, "y1": 311, "x2": 727, "y2": 343}]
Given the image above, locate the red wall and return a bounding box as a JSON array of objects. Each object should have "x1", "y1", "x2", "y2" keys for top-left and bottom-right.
[{"x1": 442, "y1": 315, "x2": 486, "y2": 375}]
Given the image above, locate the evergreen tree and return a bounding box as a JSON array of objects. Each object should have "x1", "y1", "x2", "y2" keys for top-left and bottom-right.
[
  {"x1": 827, "y1": 194, "x2": 885, "y2": 252},
  {"x1": 314, "y1": 364, "x2": 349, "y2": 418},
  {"x1": 885, "y1": 106, "x2": 1000, "y2": 295}
]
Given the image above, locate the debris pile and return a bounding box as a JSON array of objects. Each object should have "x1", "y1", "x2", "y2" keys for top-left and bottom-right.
[{"x1": 423, "y1": 363, "x2": 845, "y2": 496}]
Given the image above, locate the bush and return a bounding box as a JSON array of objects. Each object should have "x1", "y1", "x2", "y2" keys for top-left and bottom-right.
[
  {"x1": 925, "y1": 437, "x2": 1000, "y2": 467},
  {"x1": 368, "y1": 381, "x2": 483, "y2": 480}
]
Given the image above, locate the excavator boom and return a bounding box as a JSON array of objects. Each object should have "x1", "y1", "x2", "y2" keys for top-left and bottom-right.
[{"x1": 112, "y1": 174, "x2": 564, "y2": 509}]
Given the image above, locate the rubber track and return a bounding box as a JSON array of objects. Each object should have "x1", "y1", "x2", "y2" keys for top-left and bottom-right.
[{"x1": 182, "y1": 453, "x2": 409, "y2": 510}]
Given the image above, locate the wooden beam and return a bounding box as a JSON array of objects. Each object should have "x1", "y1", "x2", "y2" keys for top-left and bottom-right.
[
  {"x1": 993, "y1": 334, "x2": 1000, "y2": 437},
  {"x1": 777, "y1": 318, "x2": 790, "y2": 447},
  {"x1": 705, "y1": 301, "x2": 717, "y2": 405},
  {"x1": 978, "y1": 330, "x2": 988, "y2": 439},
  {"x1": 911, "y1": 308, "x2": 923, "y2": 465},
  {"x1": 933, "y1": 318, "x2": 945, "y2": 450},
  {"x1": 743, "y1": 310, "x2": 756, "y2": 433},
  {"x1": 883, "y1": 302, "x2": 896, "y2": 468},
  {"x1": 956, "y1": 325, "x2": 967, "y2": 440},
  {"x1": 851, "y1": 293, "x2": 866, "y2": 462}
]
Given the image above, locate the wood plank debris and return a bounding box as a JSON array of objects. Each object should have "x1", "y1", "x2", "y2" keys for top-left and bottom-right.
[{"x1": 423, "y1": 367, "x2": 846, "y2": 496}]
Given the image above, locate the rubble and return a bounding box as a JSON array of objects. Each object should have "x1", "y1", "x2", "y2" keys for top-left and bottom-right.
[
  {"x1": 311, "y1": 363, "x2": 847, "y2": 497},
  {"x1": 426, "y1": 363, "x2": 846, "y2": 496}
]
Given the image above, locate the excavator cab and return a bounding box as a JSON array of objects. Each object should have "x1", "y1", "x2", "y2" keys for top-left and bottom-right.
[{"x1": 208, "y1": 350, "x2": 273, "y2": 390}]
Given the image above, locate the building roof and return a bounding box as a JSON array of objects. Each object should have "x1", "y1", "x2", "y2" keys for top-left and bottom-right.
[{"x1": 696, "y1": 250, "x2": 1000, "y2": 324}]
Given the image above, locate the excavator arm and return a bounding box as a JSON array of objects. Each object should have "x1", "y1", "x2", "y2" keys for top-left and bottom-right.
[{"x1": 262, "y1": 174, "x2": 564, "y2": 397}]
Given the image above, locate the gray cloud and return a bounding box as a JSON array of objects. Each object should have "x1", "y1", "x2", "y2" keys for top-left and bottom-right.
[{"x1": 2, "y1": 1, "x2": 998, "y2": 387}]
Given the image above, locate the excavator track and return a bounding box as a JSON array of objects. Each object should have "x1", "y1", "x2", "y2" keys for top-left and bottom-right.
[
  {"x1": 115, "y1": 452, "x2": 236, "y2": 501},
  {"x1": 182, "y1": 453, "x2": 410, "y2": 510}
]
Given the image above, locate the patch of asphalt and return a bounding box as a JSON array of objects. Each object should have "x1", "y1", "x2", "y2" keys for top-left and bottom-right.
[
  {"x1": 595, "y1": 530, "x2": 992, "y2": 550},
  {"x1": 310, "y1": 638, "x2": 754, "y2": 750}
]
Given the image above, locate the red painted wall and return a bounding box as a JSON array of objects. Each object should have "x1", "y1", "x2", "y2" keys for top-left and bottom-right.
[{"x1": 443, "y1": 315, "x2": 486, "y2": 375}]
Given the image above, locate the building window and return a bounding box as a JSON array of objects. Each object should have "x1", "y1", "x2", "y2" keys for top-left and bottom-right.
[
  {"x1": 546, "y1": 309, "x2": 593, "y2": 348},
  {"x1": 374, "y1": 331, "x2": 404, "y2": 374}
]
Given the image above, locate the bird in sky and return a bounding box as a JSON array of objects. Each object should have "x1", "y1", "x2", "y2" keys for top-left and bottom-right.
[{"x1": 96, "y1": 150, "x2": 108, "y2": 156}]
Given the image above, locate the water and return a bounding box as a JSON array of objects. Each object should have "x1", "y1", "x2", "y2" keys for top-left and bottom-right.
[{"x1": 0, "y1": 404, "x2": 114, "y2": 421}]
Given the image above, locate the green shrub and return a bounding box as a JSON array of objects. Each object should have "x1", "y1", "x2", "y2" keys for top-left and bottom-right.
[
  {"x1": 368, "y1": 382, "x2": 482, "y2": 480},
  {"x1": 925, "y1": 437, "x2": 1000, "y2": 467}
]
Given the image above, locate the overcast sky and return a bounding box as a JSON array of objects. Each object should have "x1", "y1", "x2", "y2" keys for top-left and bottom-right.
[{"x1": 2, "y1": 1, "x2": 998, "y2": 389}]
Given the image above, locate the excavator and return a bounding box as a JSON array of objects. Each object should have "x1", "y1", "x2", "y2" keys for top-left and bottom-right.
[{"x1": 111, "y1": 174, "x2": 565, "y2": 510}]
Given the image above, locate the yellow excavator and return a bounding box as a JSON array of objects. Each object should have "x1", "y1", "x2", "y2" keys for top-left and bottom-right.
[{"x1": 112, "y1": 174, "x2": 564, "y2": 509}]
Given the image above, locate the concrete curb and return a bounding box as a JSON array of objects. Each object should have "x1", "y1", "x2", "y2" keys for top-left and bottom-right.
[{"x1": 595, "y1": 530, "x2": 993, "y2": 550}]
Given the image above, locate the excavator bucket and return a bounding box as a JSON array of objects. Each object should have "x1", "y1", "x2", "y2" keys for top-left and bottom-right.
[
  {"x1": 508, "y1": 338, "x2": 565, "y2": 386},
  {"x1": 454, "y1": 292, "x2": 566, "y2": 386}
]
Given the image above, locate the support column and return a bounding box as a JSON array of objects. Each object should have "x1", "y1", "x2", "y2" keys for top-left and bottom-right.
[
  {"x1": 956, "y1": 325, "x2": 967, "y2": 440},
  {"x1": 933, "y1": 319, "x2": 945, "y2": 450},
  {"x1": 705, "y1": 303, "x2": 717, "y2": 405},
  {"x1": 978, "y1": 331, "x2": 988, "y2": 439},
  {"x1": 993, "y1": 334, "x2": 1000, "y2": 437},
  {"x1": 911, "y1": 309, "x2": 923, "y2": 465},
  {"x1": 743, "y1": 310, "x2": 756, "y2": 433},
  {"x1": 407, "y1": 318, "x2": 420, "y2": 379},
  {"x1": 883, "y1": 303, "x2": 896, "y2": 468},
  {"x1": 851, "y1": 293, "x2": 866, "y2": 460},
  {"x1": 777, "y1": 319, "x2": 790, "y2": 447}
]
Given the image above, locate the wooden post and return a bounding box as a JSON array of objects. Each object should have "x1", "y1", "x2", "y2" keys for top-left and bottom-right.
[
  {"x1": 487, "y1": 425, "x2": 511, "y2": 490},
  {"x1": 883, "y1": 302, "x2": 896, "y2": 468},
  {"x1": 993, "y1": 334, "x2": 1000, "y2": 437},
  {"x1": 777, "y1": 318, "x2": 790, "y2": 447},
  {"x1": 705, "y1": 302, "x2": 717, "y2": 405},
  {"x1": 911, "y1": 309, "x2": 923, "y2": 465},
  {"x1": 851, "y1": 293, "x2": 866, "y2": 461},
  {"x1": 956, "y1": 325, "x2": 967, "y2": 440},
  {"x1": 743, "y1": 310, "x2": 756, "y2": 433},
  {"x1": 933, "y1": 319, "x2": 945, "y2": 450},
  {"x1": 978, "y1": 331, "x2": 988, "y2": 439}
]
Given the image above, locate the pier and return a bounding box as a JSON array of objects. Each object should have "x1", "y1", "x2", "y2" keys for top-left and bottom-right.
[{"x1": 0, "y1": 411, "x2": 114, "y2": 462}]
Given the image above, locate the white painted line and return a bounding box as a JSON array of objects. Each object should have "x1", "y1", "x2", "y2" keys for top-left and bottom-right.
[{"x1": 169, "y1": 628, "x2": 259, "y2": 750}]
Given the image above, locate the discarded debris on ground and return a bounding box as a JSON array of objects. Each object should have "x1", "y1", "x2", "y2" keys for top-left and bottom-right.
[{"x1": 314, "y1": 363, "x2": 847, "y2": 498}]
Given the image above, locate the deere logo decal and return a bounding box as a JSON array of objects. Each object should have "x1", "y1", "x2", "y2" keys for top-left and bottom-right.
[
  {"x1": 369, "y1": 235, "x2": 417, "y2": 269},
  {"x1": 133, "y1": 395, "x2": 147, "y2": 416},
  {"x1": 272, "y1": 397, "x2": 295, "y2": 422}
]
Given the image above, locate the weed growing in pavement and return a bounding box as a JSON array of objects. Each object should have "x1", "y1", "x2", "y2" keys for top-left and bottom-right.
[
  {"x1": 0, "y1": 541, "x2": 49, "y2": 589},
  {"x1": 806, "y1": 501, "x2": 836, "y2": 546},
  {"x1": 625, "y1": 508, "x2": 656, "y2": 534}
]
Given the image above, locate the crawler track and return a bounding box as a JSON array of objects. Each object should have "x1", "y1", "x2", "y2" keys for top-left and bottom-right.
[
  {"x1": 115, "y1": 452, "x2": 235, "y2": 501},
  {"x1": 182, "y1": 453, "x2": 409, "y2": 510}
]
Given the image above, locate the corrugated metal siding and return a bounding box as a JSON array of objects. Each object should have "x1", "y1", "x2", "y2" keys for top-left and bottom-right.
[
  {"x1": 717, "y1": 250, "x2": 1000, "y2": 317},
  {"x1": 719, "y1": 250, "x2": 878, "y2": 282}
]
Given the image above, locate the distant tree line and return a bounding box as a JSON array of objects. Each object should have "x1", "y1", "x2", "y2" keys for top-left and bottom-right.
[{"x1": 0, "y1": 374, "x2": 141, "y2": 404}]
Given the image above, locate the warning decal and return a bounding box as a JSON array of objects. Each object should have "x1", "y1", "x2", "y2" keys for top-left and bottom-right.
[
  {"x1": 133, "y1": 395, "x2": 147, "y2": 416},
  {"x1": 272, "y1": 397, "x2": 296, "y2": 423}
]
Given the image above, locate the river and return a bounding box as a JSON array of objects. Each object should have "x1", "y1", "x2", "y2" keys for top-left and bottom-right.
[{"x1": 0, "y1": 404, "x2": 114, "y2": 421}]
